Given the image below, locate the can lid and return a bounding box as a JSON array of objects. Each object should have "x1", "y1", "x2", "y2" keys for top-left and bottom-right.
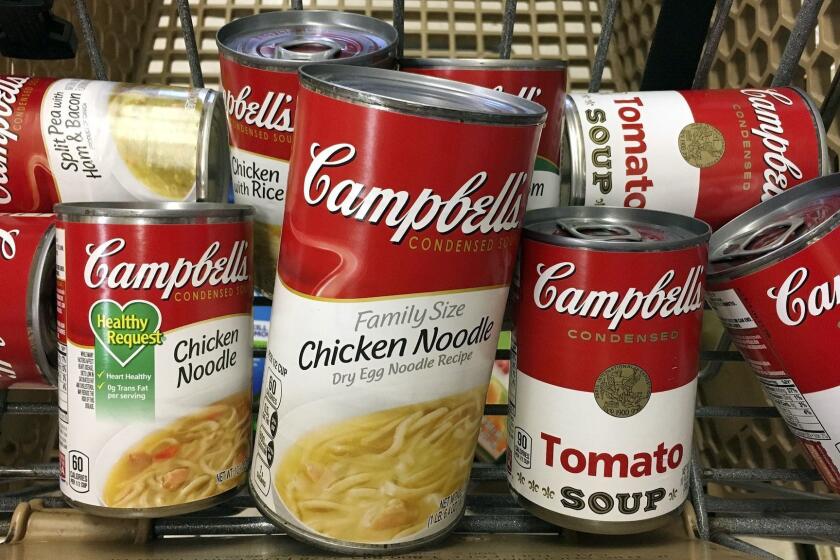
[
  {"x1": 399, "y1": 58, "x2": 568, "y2": 70},
  {"x1": 709, "y1": 175, "x2": 840, "y2": 281},
  {"x1": 217, "y1": 10, "x2": 397, "y2": 70},
  {"x1": 56, "y1": 202, "x2": 254, "y2": 221},
  {"x1": 524, "y1": 206, "x2": 711, "y2": 252},
  {"x1": 299, "y1": 64, "x2": 547, "y2": 126}
]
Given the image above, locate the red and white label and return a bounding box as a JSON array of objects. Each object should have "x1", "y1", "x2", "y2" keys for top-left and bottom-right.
[
  {"x1": 0, "y1": 213, "x2": 54, "y2": 387},
  {"x1": 571, "y1": 88, "x2": 823, "y2": 229},
  {"x1": 707, "y1": 225, "x2": 840, "y2": 492},
  {"x1": 509, "y1": 239, "x2": 706, "y2": 522},
  {"x1": 251, "y1": 84, "x2": 542, "y2": 545}
]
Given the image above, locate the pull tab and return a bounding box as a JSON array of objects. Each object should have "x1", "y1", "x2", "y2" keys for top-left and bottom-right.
[
  {"x1": 710, "y1": 216, "x2": 805, "y2": 262},
  {"x1": 556, "y1": 219, "x2": 643, "y2": 242},
  {"x1": 274, "y1": 38, "x2": 342, "y2": 61}
]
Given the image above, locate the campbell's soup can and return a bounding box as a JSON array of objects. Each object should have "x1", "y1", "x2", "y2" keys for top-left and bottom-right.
[
  {"x1": 56, "y1": 203, "x2": 254, "y2": 517},
  {"x1": 562, "y1": 88, "x2": 829, "y2": 229},
  {"x1": 707, "y1": 174, "x2": 840, "y2": 493},
  {"x1": 400, "y1": 58, "x2": 567, "y2": 211},
  {"x1": 0, "y1": 214, "x2": 56, "y2": 388},
  {"x1": 508, "y1": 206, "x2": 709, "y2": 534},
  {"x1": 250, "y1": 64, "x2": 545, "y2": 552},
  {"x1": 217, "y1": 11, "x2": 397, "y2": 297},
  {"x1": 0, "y1": 77, "x2": 228, "y2": 211}
]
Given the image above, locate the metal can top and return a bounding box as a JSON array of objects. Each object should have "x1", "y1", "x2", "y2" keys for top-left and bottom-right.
[
  {"x1": 55, "y1": 202, "x2": 253, "y2": 223},
  {"x1": 399, "y1": 58, "x2": 567, "y2": 70},
  {"x1": 709, "y1": 175, "x2": 840, "y2": 282},
  {"x1": 299, "y1": 64, "x2": 547, "y2": 126},
  {"x1": 216, "y1": 10, "x2": 397, "y2": 70},
  {"x1": 524, "y1": 206, "x2": 711, "y2": 252}
]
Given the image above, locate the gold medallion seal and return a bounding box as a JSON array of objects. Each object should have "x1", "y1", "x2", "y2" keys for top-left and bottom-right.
[
  {"x1": 678, "y1": 122, "x2": 725, "y2": 168},
  {"x1": 594, "y1": 364, "x2": 652, "y2": 418}
]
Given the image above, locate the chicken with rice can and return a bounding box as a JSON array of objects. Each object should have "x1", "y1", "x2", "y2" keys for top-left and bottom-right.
[
  {"x1": 250, "y1": 65, "x2": 545, "y2": 553},
  {"x1": 217, "y1": 11, "x2": 398, "y2": 296}
]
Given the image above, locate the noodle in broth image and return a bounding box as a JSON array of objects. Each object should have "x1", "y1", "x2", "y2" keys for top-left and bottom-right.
[{"x1": 56, "y1": 203, "x2": 254, "y2": 516}]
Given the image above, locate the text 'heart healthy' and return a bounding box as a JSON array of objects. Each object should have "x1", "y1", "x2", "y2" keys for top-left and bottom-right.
[{"x1": 89, "y1": 300, "x2": 164, "y2": 367}]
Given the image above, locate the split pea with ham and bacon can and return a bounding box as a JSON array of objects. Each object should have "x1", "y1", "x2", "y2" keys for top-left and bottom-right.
[
  {"x1": 217, "y1": 11, "x2": 398, "y2": 296},
  {"x1": 57, "y1": 203, "x2": 254, "y2": 517},
  {"x1": 562, "y1": 88, "x2": 829, "y2": 229},
  {"x1": 0, "y1": 213, "x2": 56, "y2": 388},
  {"x1": 508, "y1": 206, "x2": 710, "y2": 534},
  {"x1": 400, "y1": 58, "x2": 567, "y2": 210},
  {"x1": 250, "y1": 65, "x2": 545, "y2": 553},
  {"x1": 707, "y1": 174, "x2": 840, "y2": 493}
]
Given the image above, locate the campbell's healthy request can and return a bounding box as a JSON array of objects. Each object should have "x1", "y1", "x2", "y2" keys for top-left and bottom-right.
[
  {"x1": 57, "y1": 203, "x2": 254, "y2": 517},
  {"x1": 217, "y1": 11, "x2": 398, "y2": 296},
  {"x1": 0, "y1": 77, "x2": 228, "y2": 211},
  {"x1": 562, "y1": 88, "x2": 829, "y2": 229},
  {"x1": 250, "y1": 65, "x2": 545, "y2": 553},
  {"x1": 0, "y1": 214, "x2": 56, "y2": 388},
  {"x1": 509, "y1": 206, "x2": 709, "y2": 534},
  {"x1": 707, "y1": 174, "x2": 840, "y2": 493},
  {"x1": 400, "y1": 58, "x2": 567, "y2": 211}
]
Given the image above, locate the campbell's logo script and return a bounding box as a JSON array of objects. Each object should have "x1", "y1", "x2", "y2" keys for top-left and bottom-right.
[
  {"x1": 84, "y1": 238, "x2": 250, "y2": 300},
  {"x1": 303, "y1": 143, "x2": 528, "y2": 244},
  {"x1": 533, "y1": 262, "x2": 704, "y2": 330},
  {"x1": 0, "y1": 76, "x2": 30, "y2": 205},
  {"x1": 740, "y1": 89, "x2": 804, "y2": 202},
  {"x1": 768, "y1": 266, "x2": 838, "y2": 326},
  {"x1": 223, "y1": 85, "x2": 294, "y2": 132},
  {"x1": 493, "y1": 85, "x2": 542, "y2": 102},
  {"x1": 0, "y1": 228, "x2": 18, "y2": 260}
]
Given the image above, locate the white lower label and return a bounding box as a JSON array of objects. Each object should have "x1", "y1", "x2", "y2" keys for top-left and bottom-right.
[
  {"x1": 526, "y1": 169, "x2": 560, "y2": 210},
  {"x1": 706, "y1": 289, "x2": 758, "y2": 330},
  {"x1": 758, "y1": 375, "x2": 829, "y2": 441}
]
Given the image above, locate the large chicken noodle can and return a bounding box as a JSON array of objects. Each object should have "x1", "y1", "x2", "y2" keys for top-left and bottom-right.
[
  {"x1": 251, "y1": 65, "x2": 545, "y2": 552},
  {"x1": 509, "y1": 207, "x2": 709, "y2": 534},
  {"x1": 217, "y1": 11, "x2": 397, "y2": 296},
  {"x1": 0, "y1": 213, "x2": 56, "y2": 388},
  {"x1": 400, "y1": 59, "x2": 567, "y2": 210},
  {"x1": 57, "y1": 203, "x2": 254, "y2": 516},
  {"x1": 562, "y1": 88, "x2": 828, "y2": 229},
  {"x1": 707, "y1": 175, "x2": 840, "y2": 493},
  {"x1": 0, "y1": 76, "x2": 228, "y2": 211}
]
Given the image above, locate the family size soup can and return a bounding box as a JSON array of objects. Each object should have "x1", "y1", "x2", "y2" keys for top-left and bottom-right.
[
  {"x1": 0, "y1": 76, "x2": 228, "y2": 211},
  {"x1": 508, "y1": 206, "x2": 709, "y2": 534},
  {"x1": 250, "y1": 65, "x2": 545, "y2": 553},
  {"x1": 562, "y1": 88, "x2": 829, "y2": 229},
  {"x1": 400, "y1": 58, "x2": 567, "y2": 211},
  {"x1": 707, "y1": 174, "x2": 840, "y2": 493},
  {"x1": 217, "y1": 11, "x2": 398, "y2": 297},
  {"x1": 0, "y1": 213, "x2": 56, "y2": 388},
  {"x1": 56, "y1": 203, "x2": 254, "y2": 517}
]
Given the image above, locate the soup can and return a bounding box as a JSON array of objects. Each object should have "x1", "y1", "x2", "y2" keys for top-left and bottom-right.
[
  {"x1": 0, "y1": 76, "x2": 228, "y2": 212},
  {"x1": 250, "y1": 64, "x2": 545, "y2": 553},
  {"x1": 0, "y1": 213, "x2": 56, "y2": 388},
  {"x1": 400, "y1": 58, "x2": 567, "y2": 211},
  {"x1": 562, "y1": 88, "x2": 829, "y2": 229},
  {"x1": 508, "y1": 206, "x2": 709, "y2": 534},
  {"x1": 217, "y1": 11, "x2": 398, "y2": 297},
  {"x1": 56, "y1": 202, "x2": 254, "y2": 517},
  {"x1": 707, "y1": 174, "x2": 840, "y2": 493}
]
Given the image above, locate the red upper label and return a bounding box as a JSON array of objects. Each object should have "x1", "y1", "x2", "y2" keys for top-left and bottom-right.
[
  {"x1": 61, "y1": 221, "x2": 253, "y2": 347},
  {"x1": 515, "y1": 240, "x2": 707, "y2": 393},
  {"x1": 278, "y1": 86, "x2": 543, "y2": 299},
  {"x1": 403, "y1": 67, "x2": 566, "y2": 166},
  {"x1": 0, "y1": 214, "x2": 54, "y2": 386},
  {"x1": 218, "y1": 57, "x2": 298, "y2": 161}
]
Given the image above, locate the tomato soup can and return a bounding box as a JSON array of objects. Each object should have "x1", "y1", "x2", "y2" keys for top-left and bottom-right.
[
  {"x1": 707, "y1": 174, "x2": 840, "y2": 493},
  {"x1": 0, "y1": 213, "x2": 56, "y2": 388},
  {"x1": 400, "y1": 58, "x2": 567, "y2": 211},
  {"x1": 56, "y1": 202, "x2": 254, "y2": 517},
  {"x1": 508, "y1": 206, "x2": 709, "y2": 533},
  {"x1": 217, "y1": 11, "x2": 398, "y2": 297},
  {"x1": 0, "y1": 77, "x2": 228, "y2": 211},
  {"x1": 562, "y1": 88, "x2": 829, "y2": 229},
  {"x1": 250, "y1": 64, "x2": 545, "y2": 553}
]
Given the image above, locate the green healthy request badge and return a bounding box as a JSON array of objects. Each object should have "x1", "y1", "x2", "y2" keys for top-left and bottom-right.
[{"x1": 89, "y1": 299, "x2": 164, "y2": 419}]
